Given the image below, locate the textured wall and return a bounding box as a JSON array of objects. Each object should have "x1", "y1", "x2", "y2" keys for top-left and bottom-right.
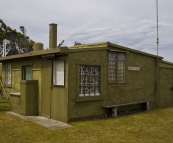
[
  {"x1": 68, "y1": 48, "x2": 157, "y2": 120},
  {"x1": 159, "y1": 68, "x2": 173, "y2": 107},
  {"x1": 2, "y1": 58, "x2": 42, "y2": 114},
  {"x1": 68, "y1": 50, "x2": 107, "y2": 120}
]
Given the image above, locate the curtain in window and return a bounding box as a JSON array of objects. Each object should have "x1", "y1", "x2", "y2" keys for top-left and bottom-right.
[{"x1": 53, "y1": 60, "x2": 64, "y2": 86}]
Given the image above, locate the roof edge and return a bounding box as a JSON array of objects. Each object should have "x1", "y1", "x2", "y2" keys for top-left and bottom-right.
[
  {"x1": 107, "y1": 42, "x2": 163, "y2": 59},
  {"x1": 69, "y1": 41, "x2": 109, "y2": 49},
  {"x1": 159, "y1": 60, "x2": 173, "y2": 66},
  {"x1": 0, "y1": 47, "x2": 63, "y2": 61}
]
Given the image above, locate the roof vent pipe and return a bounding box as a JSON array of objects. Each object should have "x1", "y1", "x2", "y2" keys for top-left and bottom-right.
[{"x1": 49, "y1": 23, "x2": 57, "y2": 49}]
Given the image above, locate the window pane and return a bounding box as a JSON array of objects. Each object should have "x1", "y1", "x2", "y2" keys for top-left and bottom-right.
[
  {"x1": 118, "y1": 53, "x2": 125, "y2": 60},
  {"x1": 5, "y1": 63, "x2": 11, "y2": 85},
  {"x1": 108, "y1": 52, "x2": 116, "y2": 82},
  {"x1": 117, "y1": 60, "x2": 125, "y2": 82},
  {"x1": 25, "y1": 66, "x2": 32, "y2": 80},
  {"x1": 53, "y1": 60, "x2": 64, "y2": 86},
  {"x1": 79, "y1": 65, "x2": 100, "y2": 97},
  {"x1": 79, "y1": 86, "x2": 84, "y2": 97},
  {"x1": 108, "y1": 52, "x2": 125, "y2": 83},
  {"x1": 22, "y1": 66, "x2": 32, "y2": 80}
]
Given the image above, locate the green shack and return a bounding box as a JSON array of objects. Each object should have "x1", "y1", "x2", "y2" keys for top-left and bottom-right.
[{"x1": 0, "y1": 23, "x2": 173, "y2": 123}]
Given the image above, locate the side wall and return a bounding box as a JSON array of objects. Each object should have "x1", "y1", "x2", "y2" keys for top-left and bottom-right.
[
  {"x1": 107, "y1": 49, "x2": 156, "y2": 107},
  {"x1": 2, "y1": 55, "x2": 68, "y2": 123},
  {"x1": 68, "y1": 50, "x2": 107, "y2": 120},
  {"x1": 2, "y1": 58, "x2": 42, "y2": 114},
  {"x1": 68, "y1": 48, "x2": 157, "y2": 120},
  {"x1": 159, "y1": 61, "x2": 173, "y2": 107}
]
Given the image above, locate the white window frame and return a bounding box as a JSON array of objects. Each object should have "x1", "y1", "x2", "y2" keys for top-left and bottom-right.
[
  {"x1": 5, "y1": 63, "x2": 11, "y2": 85},
  {"x1": 53, "y1": 60, "x2": 65, "y2": 86}
]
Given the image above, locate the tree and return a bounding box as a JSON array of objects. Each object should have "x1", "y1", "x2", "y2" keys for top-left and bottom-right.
[{"x1": 0, "y1": 19, "x2": 35, "y2": 56}]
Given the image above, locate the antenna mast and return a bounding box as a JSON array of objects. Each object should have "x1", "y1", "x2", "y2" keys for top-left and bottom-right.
[
  {"x1": 156, "y1": 0, "x2": 159, "y2": 107},
  {"x1": 156, "y1": 0, "x2": 159, "y2": 58}
]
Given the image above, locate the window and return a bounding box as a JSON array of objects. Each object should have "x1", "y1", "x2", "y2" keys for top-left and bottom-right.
[
  {"x1": 108, "y1": 52, "x2": 125, "y2": 83},
  {"x1": 53, "y1": 60, "x2": 65, "y2": 86},
  {"x1": 5, "y1": 63, "x2": 11, "y2": 85},
  {"x1": 22, "y1": 66, "x2": 32, "y2": 80},
  {"x1": 79, "y1": 65, "x2": 100, "y2": 97}
]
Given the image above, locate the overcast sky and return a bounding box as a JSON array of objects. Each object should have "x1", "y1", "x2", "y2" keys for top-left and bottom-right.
[{"x1": 0, "y1": 0, "x2": 173, "y2": 62}]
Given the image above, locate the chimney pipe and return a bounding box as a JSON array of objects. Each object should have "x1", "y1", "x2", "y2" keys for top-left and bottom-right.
[{"x1": 49, "y1": 23, "x2": 57, "y2": 49}]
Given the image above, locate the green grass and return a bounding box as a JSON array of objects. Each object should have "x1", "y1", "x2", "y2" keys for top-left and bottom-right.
[{"x1": 1, "y1": 107, "x2": 173, "y2": 143}]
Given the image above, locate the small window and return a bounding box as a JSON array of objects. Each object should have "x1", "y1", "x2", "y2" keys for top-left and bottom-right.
[
  {"x1": 108, "y1": 52, "x2": 125, "y2": 83},
  {"x1": 22, "y1": 66, "x2": 32, "y2": 80},
  {"x1": 53, "y1": 60, "x2": 65, "y2": 86},
  {"x1": 5, "y1": 63, "x2": 11, "y2": 85},
  {"x1": 79, "y1": 65, "x2": 100, "y2": 97}
]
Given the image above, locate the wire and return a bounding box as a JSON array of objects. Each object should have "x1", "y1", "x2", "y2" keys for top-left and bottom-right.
[{"x1": 59, "y1": 0, "x2": 112, "y2": 25}]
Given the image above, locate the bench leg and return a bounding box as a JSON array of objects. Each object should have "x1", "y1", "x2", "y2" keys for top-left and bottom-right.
[
  {"x1": 112, "y1": 107, "x2": 117, "y2": 117},
  {"x1": 146, "y1": 102, "x2": 150, "y2": 111}
]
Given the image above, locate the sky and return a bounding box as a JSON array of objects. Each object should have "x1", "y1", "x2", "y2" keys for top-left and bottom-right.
[{"x1": 0, "y1": 0, "x2": 173, "y2": 62}]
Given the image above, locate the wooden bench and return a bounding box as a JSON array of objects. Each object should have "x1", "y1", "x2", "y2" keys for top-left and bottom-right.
[{"x1": 103, "y1": 101, "x2": 150, "y2": 117}]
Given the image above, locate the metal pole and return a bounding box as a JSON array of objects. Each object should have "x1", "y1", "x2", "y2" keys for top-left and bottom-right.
[
  {"x1": 156, "y1": 0, "x2": 159, "y2": 55},
  {"x1": 156, "y1": 0, "x2": 159, "y2": 107}
]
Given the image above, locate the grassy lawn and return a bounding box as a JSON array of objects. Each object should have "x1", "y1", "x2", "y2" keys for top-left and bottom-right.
[{"x1": 0, "y1": 105, "x2": 173, "y2": 143}]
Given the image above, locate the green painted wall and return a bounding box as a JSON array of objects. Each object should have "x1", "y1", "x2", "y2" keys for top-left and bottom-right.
[
  {"x1": 159, "y1": 62, "x2": 173, "y2": 69},
  {"x1": 1, "y1": 56, "x2": 68, "y2": 122},
  {"x1": 68, "y1": 47, "x2": 157, "y2": 120},
  {"x1": 2, "y1": 58, "x2": 42, "y2": 114},
  {"x1": 159, "y1": 68, "x2": 173, "y2": 107},
  {"x1": 108, "y1": 51, "x2": 156, "y2": 106},
  {"x1": 9, "y1": 95, "x2": 20, "y2": 113},
  {"x1": 68, "y1": 50, "x2": 107, "y2": 120}
]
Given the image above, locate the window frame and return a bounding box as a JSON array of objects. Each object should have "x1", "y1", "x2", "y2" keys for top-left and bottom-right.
[
  {"x1": 5, "y1": 63, "x2": 12, "y2": 86},
  {"x1": 108, "y1": 51, "x2": 126, "y2": 84},
  {"x1": 76, "y1": 62, "x2": 103, "y2": 102},
  {"x1": 52, "y1": 60, "x2": 65, "y2": 87}
]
